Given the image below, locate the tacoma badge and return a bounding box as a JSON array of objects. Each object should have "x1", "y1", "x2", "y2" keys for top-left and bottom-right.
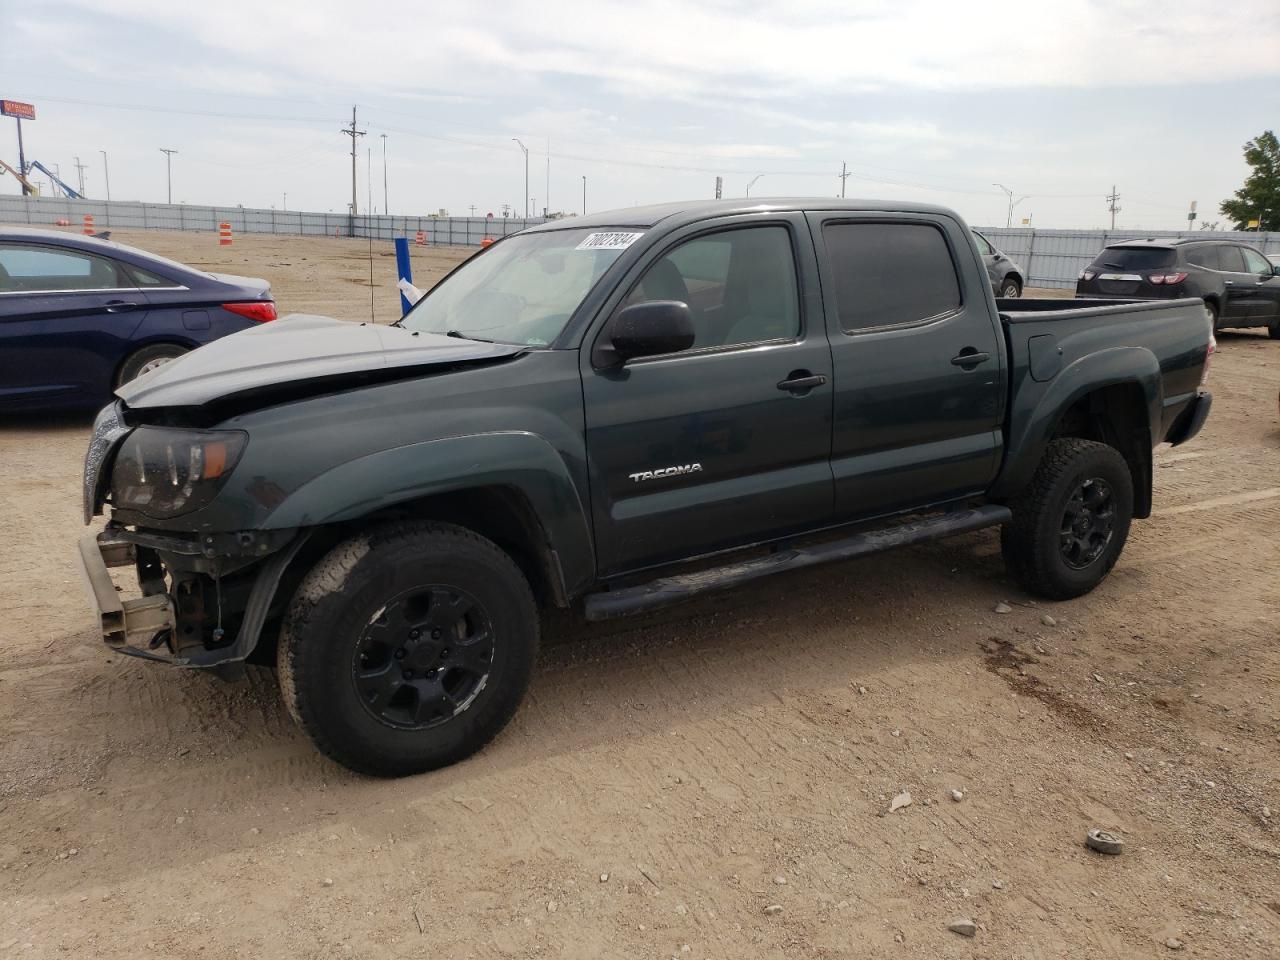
[{"x1": 629, "y1": 463, "x2": 703, "y2": 483}]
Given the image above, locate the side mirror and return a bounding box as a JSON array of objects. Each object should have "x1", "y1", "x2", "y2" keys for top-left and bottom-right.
[
  {"x1": 599, "y1": 300, "x2": 695, "y2": 365},
  {"x1": 1273, "y1": 264, "x2": 1280, "y2": 277}
]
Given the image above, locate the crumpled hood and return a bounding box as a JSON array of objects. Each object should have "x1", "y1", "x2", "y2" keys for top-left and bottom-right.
[{"x1": 117, "y1": 313, "x2": 525, "y2": 408}]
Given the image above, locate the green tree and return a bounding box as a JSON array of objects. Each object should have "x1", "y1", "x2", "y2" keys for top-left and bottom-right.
[{"x1": 1220, "y1": 131, "x2": 1280, "y2": 231}]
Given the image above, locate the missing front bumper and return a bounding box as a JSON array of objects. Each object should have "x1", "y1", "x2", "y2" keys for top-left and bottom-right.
[{"x1": 76, "y1": 534, "x2": 176, "y2": 654}]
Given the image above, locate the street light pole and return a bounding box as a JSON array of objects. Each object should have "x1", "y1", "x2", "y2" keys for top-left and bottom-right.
[
  {"x1": 512, "y1": 139, "x2": 529, "y2": 218},
  {"x1": 380, "y1": 133, "x2": 389, "y2": 216},
  {"x1": 160, "y1": 148, "x2": 178, "y2": 204},
  {"x1": 100, "y1": 150, "x2": 111, "y2": 202},
  {"x1": 992, "y1": 183, "x2": 1028, "y2": 229},
  {"x1": 745, "y1": 174, "x2": 764, "y2": 197},
  {"x1": 582, "y1": 175, "x2": 586, "y2": 215}
]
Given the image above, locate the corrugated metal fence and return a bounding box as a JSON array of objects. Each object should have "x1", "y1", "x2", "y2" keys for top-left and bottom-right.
[
  {"x1": 3, "y1": 196, "x2": 1277, "y2": 286},
  {"x1": 0, "y1": 195, "x2": 546, "y2": 246},
  {"x1": 976, "y1": 226, "x2": 1280, "y2": 289}
]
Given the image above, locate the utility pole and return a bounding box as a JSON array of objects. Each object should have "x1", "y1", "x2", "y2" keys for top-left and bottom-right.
[
  {"x1": 340, "y1": 107, "x2": 366, "y2": 215},
  {"x1": 159, "y1": 148, "x2": 178, "y2": 204},
  {"x1": 468, "y1": 204, "x2": 477, "y2": 217},
  {"x1": 73, "y1": 155, "x2": 88, "y2": 196},
  {"x1": 380, "y1": 133, "x2": 388, "y2": 216},
  {"x1": 582, "y1": 175, "x2": 586, "y2": 215},
  {"x1": 512, "y1": 139, "x2": 529, "y2": 217},
  {"x1": 839, "y1": 161, "x2": 850, "y2": 198},
  {"x1": 283, "y1": 192, "x2": 287, "y2": 210},
  {"x1": 546, "y1": 137, "x2": 550, "y2": 217},
  {"x1": 1106, "y1": 185, "x2": 1121, "y2": 230},
  {"x1": 100, "y1": 150, "x2": 111, "y2": 201}
]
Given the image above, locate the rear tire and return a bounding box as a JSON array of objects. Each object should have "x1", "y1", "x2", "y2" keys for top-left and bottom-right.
[
  {"x1": 1001, "y1": 439, "x2": 1133, "y2": 600},
  {"x1": 1205, "y1": 300, "x2": 1221, "y2": 332},
  {"x1": 278, "y1": 521, "x2": 538, "y2": 777},
  {"x1": 116, "y1": 343, "x2": 187, "y2": 386},
  {"x1": 1000, "y1": 278, "x2": 1022, "y2": 298},
  {"x1": 1268, "y1": 319, "x2": 1280, "y2": 340}
]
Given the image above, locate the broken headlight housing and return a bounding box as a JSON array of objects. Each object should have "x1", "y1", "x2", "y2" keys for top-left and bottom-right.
[{"x1": 111, "y1": 427, "x2": 248, "y2": 519}]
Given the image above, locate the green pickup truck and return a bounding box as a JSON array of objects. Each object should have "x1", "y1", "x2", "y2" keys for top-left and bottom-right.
[{"x1": 79, "y1": 199, "x2": 1213, "y2": 776}]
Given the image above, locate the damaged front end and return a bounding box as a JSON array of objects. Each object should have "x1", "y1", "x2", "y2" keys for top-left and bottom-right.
[
  {"x1": 78, "y1": 401, "x2": 306, "y2": 669},
  {"x1": 76, "y1": 523, "x2": 307, "y2": 667}
]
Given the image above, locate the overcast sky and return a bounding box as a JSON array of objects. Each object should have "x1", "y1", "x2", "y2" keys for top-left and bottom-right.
[{"x1": 3, "y1": 0, "x2": 1279, "y2": 229}]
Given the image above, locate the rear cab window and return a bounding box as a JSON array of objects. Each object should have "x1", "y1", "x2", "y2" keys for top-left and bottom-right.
[{"x1": 822, "y1": 222, "x2": 961, "y2": 332}]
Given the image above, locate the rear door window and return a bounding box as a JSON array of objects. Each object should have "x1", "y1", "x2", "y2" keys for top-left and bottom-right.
[
  {"x1": 1093, "y1": 247, "x2": 1175, "y2": 271},
  {"x1": 1217, "y1": 246, "x2": 1246, "y2": 272},
  {"x1": 1185, "y1": 245, "x2": 1221, "y2": 270},
  {"x1": 0, "y1": 244, "x2": 133, "y2": 292},
  {"x1": 823, "y1": 222, "x2": 961, "y2": 332}
]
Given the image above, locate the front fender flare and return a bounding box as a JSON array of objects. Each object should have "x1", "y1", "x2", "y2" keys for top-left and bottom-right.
[{"x1": 260, "y1": 431, "x2": 595, "y2": 596}]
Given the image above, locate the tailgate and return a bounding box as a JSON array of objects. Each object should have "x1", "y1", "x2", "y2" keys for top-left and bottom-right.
[{"x1": 1096, "y1": 272, "x2": 1143, "y2": 296}]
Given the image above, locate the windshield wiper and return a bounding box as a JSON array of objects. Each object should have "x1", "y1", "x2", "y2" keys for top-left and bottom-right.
[{"x1": 445, "y1": 330, "x2": 494, "y2": 343}]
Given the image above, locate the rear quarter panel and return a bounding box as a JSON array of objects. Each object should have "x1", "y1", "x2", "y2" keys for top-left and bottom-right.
[{"x1": 992, "y1": 298, "x2": 1210, "y2": 497}]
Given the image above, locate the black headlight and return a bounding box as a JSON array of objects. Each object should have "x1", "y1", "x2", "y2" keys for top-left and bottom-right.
[{"x1": 111, "y1": 427, "x2": 248, "y2": 519}]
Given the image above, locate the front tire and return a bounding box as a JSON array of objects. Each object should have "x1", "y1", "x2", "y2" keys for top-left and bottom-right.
[
  {"x1": 1000, "y1": 278, "x2": 1022, "y2": 298},
  {"x1": 1001, "y1": 439, "x2": 1133, "y2": 600},
  {"x1": 278, "y1": 522, "x2": 538, "y2": 777}
]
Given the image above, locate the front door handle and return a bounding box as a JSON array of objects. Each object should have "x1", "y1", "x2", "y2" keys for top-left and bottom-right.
[
  {"x1": 104, "y1": 300, "x2": 139, "y2": 313},
  {"x1": 951, "y1": 349, "x2": 991, "y2": 367},
  {"x1": 776, "y1": 372, "x2": 827, "y2": 393}
]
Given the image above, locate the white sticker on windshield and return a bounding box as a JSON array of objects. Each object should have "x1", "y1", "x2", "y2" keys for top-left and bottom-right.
[{"x1": 575, "y1": 231, "x2": 644, "y2": 251}]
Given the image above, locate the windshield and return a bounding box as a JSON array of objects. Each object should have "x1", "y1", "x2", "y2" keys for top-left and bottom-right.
[{"x1": 400, "y1": 227, "x2": 643, "y2": 345}]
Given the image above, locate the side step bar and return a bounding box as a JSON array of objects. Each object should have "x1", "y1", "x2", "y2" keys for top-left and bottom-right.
[{"x1": 583, "y1": 505, "x2": 1012, "y2": 621}]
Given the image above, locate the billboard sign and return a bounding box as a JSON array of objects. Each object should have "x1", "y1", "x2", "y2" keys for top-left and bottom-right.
[{"x1": 1, "y1": 100, "x2": 36, "y2": 121}]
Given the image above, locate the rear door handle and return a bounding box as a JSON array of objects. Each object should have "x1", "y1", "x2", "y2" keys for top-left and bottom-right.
[
  {"x1": 951, "y1": 350, "x2": 991, "y2": 367},
  {"x1": 104, "y1": 300, "x2": 140, "y2": 313},
  {"x1": 776, "y1": 373, "x2": 827, "y2": 393}
]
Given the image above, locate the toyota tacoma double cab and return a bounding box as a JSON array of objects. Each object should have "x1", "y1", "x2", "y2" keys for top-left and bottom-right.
[{"x1": 78, "y1": 199, "x2": 1214, "y2": 777}]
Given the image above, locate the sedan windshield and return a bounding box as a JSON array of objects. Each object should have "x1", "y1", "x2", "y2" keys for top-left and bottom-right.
[{"x1": 400, "y1": 227, "x2": 643, "y2": 345}]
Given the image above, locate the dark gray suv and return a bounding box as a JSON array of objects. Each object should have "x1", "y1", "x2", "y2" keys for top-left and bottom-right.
[{"x1": 1076, "y1": 238, "x2": 1280, "y2": 338}]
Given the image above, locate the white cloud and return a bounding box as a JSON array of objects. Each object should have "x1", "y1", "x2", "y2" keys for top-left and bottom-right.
[{"x1": 40, "y1": 0, "x2": 1280, "y2": 101}]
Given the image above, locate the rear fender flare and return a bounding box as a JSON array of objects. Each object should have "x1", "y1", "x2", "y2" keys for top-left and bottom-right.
[
  {"x1": 260, "y1": 431, "x2": 595, "y2": 596},
  {"x1": 992, "y1": 346, "x2": 1161, "y2": 499}
]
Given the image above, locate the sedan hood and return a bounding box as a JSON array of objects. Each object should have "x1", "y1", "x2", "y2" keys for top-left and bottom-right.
[{"x1": 117, "y1": 313, "x2": 525, "y2": 409}]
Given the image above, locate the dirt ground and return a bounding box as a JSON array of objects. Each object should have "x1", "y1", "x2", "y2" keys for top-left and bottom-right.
[{"x1": 1, "y1": 229, "x2": 1278, "y2": 959}]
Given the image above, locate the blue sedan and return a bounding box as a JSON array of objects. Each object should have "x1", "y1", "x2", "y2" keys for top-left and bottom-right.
[{"x1": 0, "y1": 227, "x2": 276, "y2": 411}]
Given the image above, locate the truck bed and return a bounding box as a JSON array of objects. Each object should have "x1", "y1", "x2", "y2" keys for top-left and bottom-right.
[{"x1": 990, "y1": 295, "x2": 1211, "y2": 499}]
